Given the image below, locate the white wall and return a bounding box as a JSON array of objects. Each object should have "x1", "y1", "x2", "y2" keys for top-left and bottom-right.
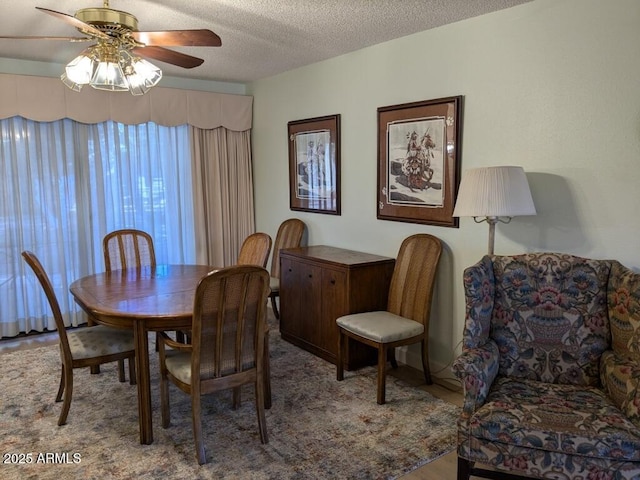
[{"x1": 249, "y1": 0, "x2": 640, "y2": 379}]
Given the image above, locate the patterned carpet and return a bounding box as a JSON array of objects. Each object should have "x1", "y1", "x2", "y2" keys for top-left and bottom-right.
[{"x1": 1, "y1": 327, "x2": 460, "y2": 479}]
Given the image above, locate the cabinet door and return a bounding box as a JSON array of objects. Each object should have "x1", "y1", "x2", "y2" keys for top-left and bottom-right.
[
  {"x1": 319, "y1": 267, "x2": 347, "y2": 358},
  {"x1": 298, "y1": 262, "x2": 323, "y2": 347},
  {"x1": 279, "y1": 256, "x2": 322, "y2": 346}
]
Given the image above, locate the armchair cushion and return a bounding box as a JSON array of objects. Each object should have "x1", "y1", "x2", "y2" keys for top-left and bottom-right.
[
  {"x1": 490, "y1": 254, "x2": 610, "y2": 386},
  {"x1": 466, "y1": 377, "x2": 640, "y2": 461},
  {"x1": 460, "y1": 376, "x2": 640, "y2": 478}
]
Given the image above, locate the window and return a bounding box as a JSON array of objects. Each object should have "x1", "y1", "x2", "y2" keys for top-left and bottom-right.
[{"x1": 0, "y1": 117, "x2": 195, "y2": 337}]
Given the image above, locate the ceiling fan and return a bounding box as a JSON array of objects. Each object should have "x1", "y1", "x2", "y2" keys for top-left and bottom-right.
[{"x1": 0, "y1": 1, "x2": 222, "y2": 94}]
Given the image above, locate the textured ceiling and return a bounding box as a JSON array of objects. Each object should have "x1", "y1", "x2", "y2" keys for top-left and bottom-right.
[{"x1": 0, "y1": 0, "x2": 533, "y2": 84}]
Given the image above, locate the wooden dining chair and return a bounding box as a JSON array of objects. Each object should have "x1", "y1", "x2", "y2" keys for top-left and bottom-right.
[
  {"x1": 158, "y1": 265, "x2": 271, "y2": 465},
  {"x1": 268, "y1": 219, "x2": 305, "y2": 319},
  {"x1": 336, "y1": 234, "x2": 443, "y2": 404},
  {"x1": 105, "y1": 228, "x2": 182, "y2": 348},
  {"x1": 237, "y1": 232, "x2": 272, "y2": 268},
  {"x1": 21, "y1": 251, "x2": 136, "y2": 426},
  {"x1": 103, "y1": 229, "x2": 156, "y2": 271},
  {"x1": 236, "y1": 231, "x2": 274, "y2": 406},
  {"x1": 103, "y1": 228, "x2": 187, "y2": 346}
]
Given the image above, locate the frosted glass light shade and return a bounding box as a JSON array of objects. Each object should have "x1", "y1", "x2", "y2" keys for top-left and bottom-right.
[
  {"x1": 90, "y1": 61, "x2": 128, "y2": 92},
  {"x1": 65, "y1": 54, "x2": 95, "y2": 85},
  {"x1": 61, "y1": 45, "x2": 162, "y2": 95},
  {"x1": 133, "y1": 58, "x2": 162, "y2": 87},
  {"x1": 126, "y1": 58, "x2": 162, "y2": 96},
  {"x1": 60, "y1": 72, "x2": 84, "y2": 92},
  {"x1": 453, "y1": 166, "x2": 536, "y2": 218},
  {"x1": 126, "y1": 72, "x2": 150, "y2": 96}
]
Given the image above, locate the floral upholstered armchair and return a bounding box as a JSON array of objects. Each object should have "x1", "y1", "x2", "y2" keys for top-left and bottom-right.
[{"x1": 452, "y1": 253, "x2": 640, "y2": 480}]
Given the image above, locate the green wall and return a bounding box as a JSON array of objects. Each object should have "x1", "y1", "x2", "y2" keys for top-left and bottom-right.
[{"x1": 249, "y1": 0, "x2": 640, "y2": 378}]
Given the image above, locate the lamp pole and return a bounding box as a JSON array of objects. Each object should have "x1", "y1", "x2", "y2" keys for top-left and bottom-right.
[
  {"x1": 487, "y1": 217, "x2": 497, "y2": 255},
  {"x1": 474, "y1": 216, "x2": 512, "y2": 255}
]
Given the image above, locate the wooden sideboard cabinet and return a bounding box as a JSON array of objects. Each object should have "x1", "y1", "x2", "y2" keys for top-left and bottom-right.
[{"x1": 279, "y1": 245, "x2": 395, "y2": 370}]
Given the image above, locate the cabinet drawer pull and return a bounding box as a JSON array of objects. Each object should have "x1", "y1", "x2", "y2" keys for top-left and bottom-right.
[
  {"x1": 330, "y1": 279, "x2": 336, "y2": 285},
  {"x1": 308, "y1": 274, "x2": 313, "y2": 278}
]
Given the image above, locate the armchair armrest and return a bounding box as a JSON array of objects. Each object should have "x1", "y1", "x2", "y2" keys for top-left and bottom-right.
[
  {"x1": 462, "y1": 256, "x2": 495, "y2": 349},
  {"x1": 158, "y1": 331, "x2": 193, "y2": 353},
  {"x1": 452, "y1": 340, "x2": 500, "y2": 418}
]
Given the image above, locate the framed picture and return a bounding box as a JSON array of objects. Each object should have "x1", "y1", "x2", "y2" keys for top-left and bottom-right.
[
  {"x1": 377, "y1": 96, "x2": 463, "y2": 227},
  {"x1": 288, "y1": 114, "x2": 341, "y2": 215}
]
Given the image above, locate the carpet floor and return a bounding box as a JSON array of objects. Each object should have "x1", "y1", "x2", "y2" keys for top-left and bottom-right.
[{"x1": 1, "y1": 327, "x2": 460, "y2": 479}]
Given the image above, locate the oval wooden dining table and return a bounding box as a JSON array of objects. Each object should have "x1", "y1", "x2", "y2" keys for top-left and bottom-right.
[{"x1": 69, "y1": 264, "x2": 215, "y2": 445}]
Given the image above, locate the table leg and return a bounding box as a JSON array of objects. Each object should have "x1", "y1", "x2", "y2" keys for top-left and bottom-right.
[
  {"x1": 88, "y1": 315, "x2": 100, "y2": 375},
  {"x1": 133, "y1": 321, "x2": 153, "y2": 445}
]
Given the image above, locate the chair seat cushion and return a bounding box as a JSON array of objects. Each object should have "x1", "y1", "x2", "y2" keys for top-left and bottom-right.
[
  {"x1": 165, "y1": 348, "x2": 259, "y2": 385},
  {"x1": 67, "y1": 325, "x2": 134, "y2": 360},
  {"x1": 469, "y1": 377, "x2": 640, "y2": 461},
  {"x1": 336, "y1": 311, "x2": 423, "y2": 343},
  {"x1": 269, "y1": 276, "x2": 279, "y2": 293},
  {"x1": 165, "y1": 351, "x2": 192, "y2": 385}
]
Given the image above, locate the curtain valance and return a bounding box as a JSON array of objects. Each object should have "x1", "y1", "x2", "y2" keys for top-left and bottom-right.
[{"x1": 0, "y1": 74, "x2": 252, "y2": 130}]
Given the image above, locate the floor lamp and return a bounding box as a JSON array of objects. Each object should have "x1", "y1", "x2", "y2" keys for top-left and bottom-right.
[{"x1": 453, "y1": 166, "x2": 536, "y2": 255}]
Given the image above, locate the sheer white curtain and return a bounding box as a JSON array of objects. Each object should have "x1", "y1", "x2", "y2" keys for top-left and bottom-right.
[{"x1": 0, "y1": 117, "x2": 195, "y2": 337}]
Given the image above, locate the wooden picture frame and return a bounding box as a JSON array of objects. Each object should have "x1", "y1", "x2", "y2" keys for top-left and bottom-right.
[
  {"x1": 288, "y1": 114, "x2": 341, "y2": 215},
  {"x1": 377, "y1": 96, "x2": 463, "y2": 227}
]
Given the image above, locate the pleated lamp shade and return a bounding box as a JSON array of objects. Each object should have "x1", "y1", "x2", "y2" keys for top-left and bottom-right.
[{"x1": 453, "y1": 166, "x2": 536, "y2": 218}]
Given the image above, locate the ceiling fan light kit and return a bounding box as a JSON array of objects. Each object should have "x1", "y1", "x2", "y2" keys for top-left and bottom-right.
[
  {"x1": 63, "y1": 4, "x2": 160, "y2": 95},
  {"x1": 63, "y1": 43, "x2": 162, "y2": 95},
  {"x1": 1, "y1": 1, "x2": 221, "y2": 96}
]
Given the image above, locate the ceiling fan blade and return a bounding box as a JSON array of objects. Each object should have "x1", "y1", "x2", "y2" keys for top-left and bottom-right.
[
  {"x1": 132, "y1": 46, "x2": 204, "y2": 69},
  {"x1": 0, "y1": 35, "x2": 91, "y2": 42},
  {"x1": 131, "y1": 29, "x2": 221, "y2": 47},
  {"x1": 36, "y1": 7, "x2": 109, "y2": 40}
]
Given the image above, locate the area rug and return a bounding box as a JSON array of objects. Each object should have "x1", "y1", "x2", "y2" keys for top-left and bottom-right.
[{"x1": 1, "y1": 327, "x2": 460, "y2": 479}]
